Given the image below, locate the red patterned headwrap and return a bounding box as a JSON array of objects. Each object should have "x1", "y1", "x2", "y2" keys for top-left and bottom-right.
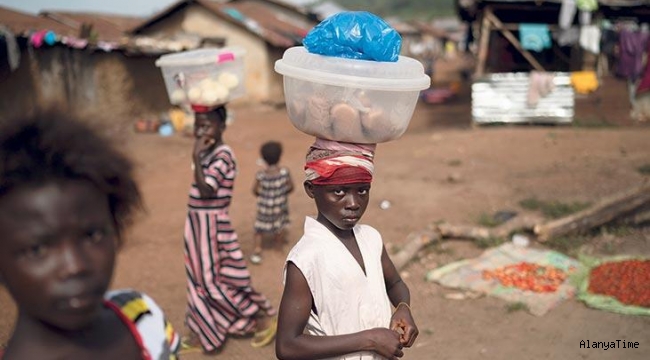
[{"x1": 304, "y1": 138, "x2": 376, "y2": 185}]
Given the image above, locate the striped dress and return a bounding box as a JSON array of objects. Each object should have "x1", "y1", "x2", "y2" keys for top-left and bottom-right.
[
  {"x1": 184, "y1": 144, "x2": 275, "y2": 352},
  {"x1": 254, "y1": 167, "x2": 292, "y2": 234}
]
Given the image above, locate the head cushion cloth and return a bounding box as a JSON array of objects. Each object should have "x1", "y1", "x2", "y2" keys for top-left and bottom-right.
[{"x1": 304, "y1": 138, "x2": 376, "y2": 185}]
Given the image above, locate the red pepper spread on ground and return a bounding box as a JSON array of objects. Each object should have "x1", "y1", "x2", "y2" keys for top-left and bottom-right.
[
  {"x1": 588, "y1": 259, "x2": 650, "y2": 308},
  {"x1": 482, "y1": 262, "x2": 570, "y2": 293}
]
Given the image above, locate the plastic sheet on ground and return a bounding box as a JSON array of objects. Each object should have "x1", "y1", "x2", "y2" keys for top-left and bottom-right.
[
  {"x1": 575, "y1": 255, "x2": 650, "y2": 316},
  {"x1": 426, "y1": 243, "x2": 581, "y2": 316}
]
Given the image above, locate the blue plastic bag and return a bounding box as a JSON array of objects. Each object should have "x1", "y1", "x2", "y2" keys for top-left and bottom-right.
[{"x1": 303, "y1": 11, "x2": 402, "y2": 62}]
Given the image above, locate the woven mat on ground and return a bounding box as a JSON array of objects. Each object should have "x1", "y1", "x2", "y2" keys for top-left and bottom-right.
[{"x1": 426, "y1": 242, "x2": 581, "y2": 316}]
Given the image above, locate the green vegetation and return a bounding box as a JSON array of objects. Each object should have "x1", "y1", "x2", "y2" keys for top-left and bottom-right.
[
  {"x1": 505, "y1": 302, "x2": 529, "y2": 313},
  {"x1": 638, "y1": 164, "x2": 650, "y2": 175},
  {"x1": 519, "y1": 197, "x2": 545, "y2": 211},
  {"x1": 329, "y1": 0, "x2": 457, "y2": 20},
  {"x1": 432, "y1": 243, "x2": 456, "y2": 256},
  {"x1": 545, "y1": 235, "x2": 590, "y2": 257},
  {"x1": 572, "y1": 117, "x2": 617, "y2": 128},
  {"x1": 476, "y1": 236, "x2": 507, "y2": 249},
  {"x1": 477, "y1": 212, "x2": 501, "y2": 228},
  {"x1": 542, "y1": 225, "x2": 633, "y2": 257},
  {"x1": 601, "y1": 241, "x2": 617, "y2": 255},
  {"x1": 519, "y1": 197, "x2": 591, "y2": 219},
  {"x1": 602, "y1": 225, "x2": 633, "y2": 237}
]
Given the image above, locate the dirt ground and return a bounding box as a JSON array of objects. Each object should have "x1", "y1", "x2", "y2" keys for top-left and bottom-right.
[{"x1": 1, "y1": 77, "x2": 650, "y2": 359}]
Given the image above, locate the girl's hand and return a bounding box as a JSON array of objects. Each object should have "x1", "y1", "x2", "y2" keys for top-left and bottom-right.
[
  {"x1": 193, "y1": 136, "x2": 215, "y2": 158},
  {"x1": 364, "y1": 328, "x2": 404, "y2": 360},
  {"x1": 390, "y1": 303, "x2": 419, "y2": 348}
]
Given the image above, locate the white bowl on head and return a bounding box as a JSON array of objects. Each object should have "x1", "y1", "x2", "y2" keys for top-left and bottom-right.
[{"x1": 275, "y1": 46, "x2": 430, "y2": 144}]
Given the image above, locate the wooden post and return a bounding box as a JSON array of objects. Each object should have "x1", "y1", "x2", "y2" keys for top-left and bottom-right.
[
  {"x1": 485, "y1": 9, "x2": 545, "y2": 72},
  {"x1": 475, "y1": 9, "x2": 492, "y2": 77}
]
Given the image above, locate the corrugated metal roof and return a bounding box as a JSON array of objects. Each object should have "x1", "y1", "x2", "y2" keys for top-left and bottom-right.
[
  {"x1": 386, "y1": 19, "x2": 420, "y2": 36},
  {"x1": 411, "y1": 20, "x2": 445, "y2": 38},
  {"x1": 130, "y1": 0, "x2": 315, "y2": 48},
  {"x1": 208, "y1": 0, "x2": 312, "y2": 47},
  {"x1": 0, "y1": 6, "x2": 76, "y2": 36},
  {"x1": 310, "y1": 1, "x2": 347, "y2": 21},
  {"x1": 461, "y1": 0, "x2": 650, "y2": 7},
  {"x1": 40, "y1": 11, "x2": 143, "y2": 42},
  {"x1": 472, "y1": 72, "x2": 574, "y2": 124},
  {"x1": 0, "y1": 5, "x2": 143, "y2": 43}
]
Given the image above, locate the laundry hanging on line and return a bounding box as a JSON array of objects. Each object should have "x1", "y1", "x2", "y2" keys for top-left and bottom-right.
[{"x1": 519, "y1": 23, "x2": 552, "y2": 52}]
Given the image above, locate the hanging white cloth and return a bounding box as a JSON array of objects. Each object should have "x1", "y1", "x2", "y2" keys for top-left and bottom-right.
[
  {"x1": 580, "y1": 25, "x2": 601, "y2": 54},
  {"x1": 559, "y1": 0, "x2": 576, "y2": 29}
]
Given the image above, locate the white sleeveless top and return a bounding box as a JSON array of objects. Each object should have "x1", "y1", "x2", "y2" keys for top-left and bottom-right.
[{"x1": 285, "y1": 217, "x2": 392, "y2": 360}]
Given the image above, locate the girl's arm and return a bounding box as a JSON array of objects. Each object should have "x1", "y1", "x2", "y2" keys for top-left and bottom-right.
[
  {"x1": 193, "y1": 137, "x2": 216, "y2": 198},
  {"x1": 276, "y1": 262, "x2": 405, "y2": 360},
  {"x1": 382, "y1": 246, "x2": 419, "y2": 347},
  {"x1": 252, "y1": 176, "x2": 261, "y2": 196},
  {"x1": 285, "y1": 168, "x2": 295, "y2": 194}
]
